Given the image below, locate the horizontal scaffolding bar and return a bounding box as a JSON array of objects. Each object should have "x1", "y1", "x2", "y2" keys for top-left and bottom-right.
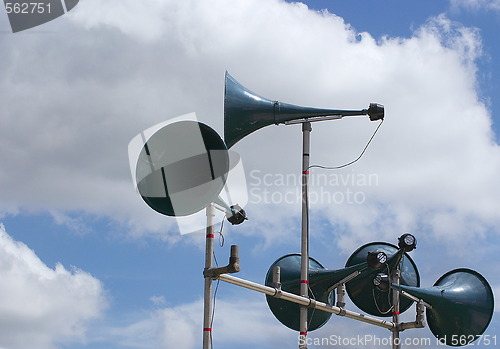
[{"x1": 217, "y1": 274, "x2": 396, "y2": 330}]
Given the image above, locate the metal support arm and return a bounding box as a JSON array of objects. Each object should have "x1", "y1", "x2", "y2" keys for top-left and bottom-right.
[
  {"x1": 398, "y1": 300, "x2": 426, "y2": 331},
  {"x1": 217, "y1": 273, "x2": 396, "y2": 331},
  {"x1": 204, "y1": 245, "x2": 240, "y2": 278}
]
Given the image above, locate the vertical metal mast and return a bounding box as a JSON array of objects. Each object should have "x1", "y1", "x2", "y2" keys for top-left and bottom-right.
[
  {"x1": 392, "y1": 263, "x2": 401, "y2": 349},
  {"x1": 299, "y1": 122, "x2": 312, "y2": 348},
  {"x1": 203, "y1": 204, "x2": 216, "y2": 349}
]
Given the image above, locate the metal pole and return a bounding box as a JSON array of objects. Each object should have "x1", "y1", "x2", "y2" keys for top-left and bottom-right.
[
  {"x1": 391, "y1": 263, "x2": 401, "y2": 349},
  {"x1": 202, "y1": 204, "x2": 216, "y2": 349},
  {"x1": 217, "y1": 273, "x2": 396, "y2": 330},
  {"x1": 299, "y1": 122, "x2": 311, "y2": 348}
]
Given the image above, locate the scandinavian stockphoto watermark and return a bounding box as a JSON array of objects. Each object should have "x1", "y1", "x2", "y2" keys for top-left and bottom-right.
[
  {"x1": 3, "y1": 0, "x2": 79, "y2": 32},
  {"x1": 248, "y1": 169, "x2": 378, "y2": 205}
]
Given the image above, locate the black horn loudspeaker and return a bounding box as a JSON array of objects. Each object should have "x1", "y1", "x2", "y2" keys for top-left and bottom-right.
[{"x1": 224, "y1": 72, "x2": 384, "y2": 148}]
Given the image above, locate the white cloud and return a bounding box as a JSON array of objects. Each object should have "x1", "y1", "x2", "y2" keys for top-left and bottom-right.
[
  {"x1": 149, "y1": 295, "x2": 166, "y2": 306},
  {"x1": 98, "y1": 295, "x2": 293, "y2": 349},
  {"x1": 0, "y1": 224, "x2": 107, "y2": 349},
  {"x1": 0, "y1": 1, "x2": 497, "y2": 347},
  {"x1": 0, "y1": 0, "x2": 498, "y2": 253},
  {"x1": 451, "y1": 0, "x2": 500, "y2": 12}
]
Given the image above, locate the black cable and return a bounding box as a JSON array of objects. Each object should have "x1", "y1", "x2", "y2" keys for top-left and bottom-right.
[
  {"x1": 218, "y1": 218, "x2": 225, "y2": 247},
  {"x1": 373, "y1": 263, "x2": 393, "y2": 315},
  {"x1": 213, "y1": 251, "x2": 219, "y2": 268},
  {"x1": 299, "y1": 120, "x2": 384, "y2": 333},
  {"x1": 210, "y1": 249, "x2": 218, "y2": 349},
  {"x1": 308, "y1": 119, "x2": 384, "y2": 171},
  {"x1": 306, "y1": 283, "x2": 316, "y2": 332}
]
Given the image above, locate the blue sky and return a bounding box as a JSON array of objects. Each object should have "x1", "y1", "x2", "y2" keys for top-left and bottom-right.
[{"x1": 0, "y1": 1, "x2": 499, "y2": 348}]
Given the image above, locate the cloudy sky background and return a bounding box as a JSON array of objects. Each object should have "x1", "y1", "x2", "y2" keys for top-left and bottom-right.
[{"x1": 0, "y1": 0, "x2": 499, "y2": 348}]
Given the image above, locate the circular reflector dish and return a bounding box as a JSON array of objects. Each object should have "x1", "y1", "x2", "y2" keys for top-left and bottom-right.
[
  {"x1": 345, "y1": 242, "x2": 420, "y2": 317},
  {"x1": 136, "y1": 121, "x2": 229, "y2": 216}
]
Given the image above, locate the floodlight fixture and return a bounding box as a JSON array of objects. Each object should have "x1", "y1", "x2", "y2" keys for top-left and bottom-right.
[
  {"x1": 398, "y1": 233, "x2": 417, "y2": 252},
  {"x1": 372, "y1": 273, "x2": 390, "y2": 292},
  {"x1": 366, "y1": 250, "x2": 388, "y2": 270},
  {"x1": 227, "y1": 204, "x2": 247, "y2": 225}
]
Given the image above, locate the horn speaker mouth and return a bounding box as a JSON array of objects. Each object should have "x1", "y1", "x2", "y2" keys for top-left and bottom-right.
[{"x1": 427, "y1": 268, "x2": 494, "y2": 347}]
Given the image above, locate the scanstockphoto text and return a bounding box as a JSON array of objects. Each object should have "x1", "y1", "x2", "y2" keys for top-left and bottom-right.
[
  {"x1": 248, "y1": 169, "x2": 379, "y2": 205},
  {"x1": 298, "y1": 334, "x2": 498, "y2": 347}
]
